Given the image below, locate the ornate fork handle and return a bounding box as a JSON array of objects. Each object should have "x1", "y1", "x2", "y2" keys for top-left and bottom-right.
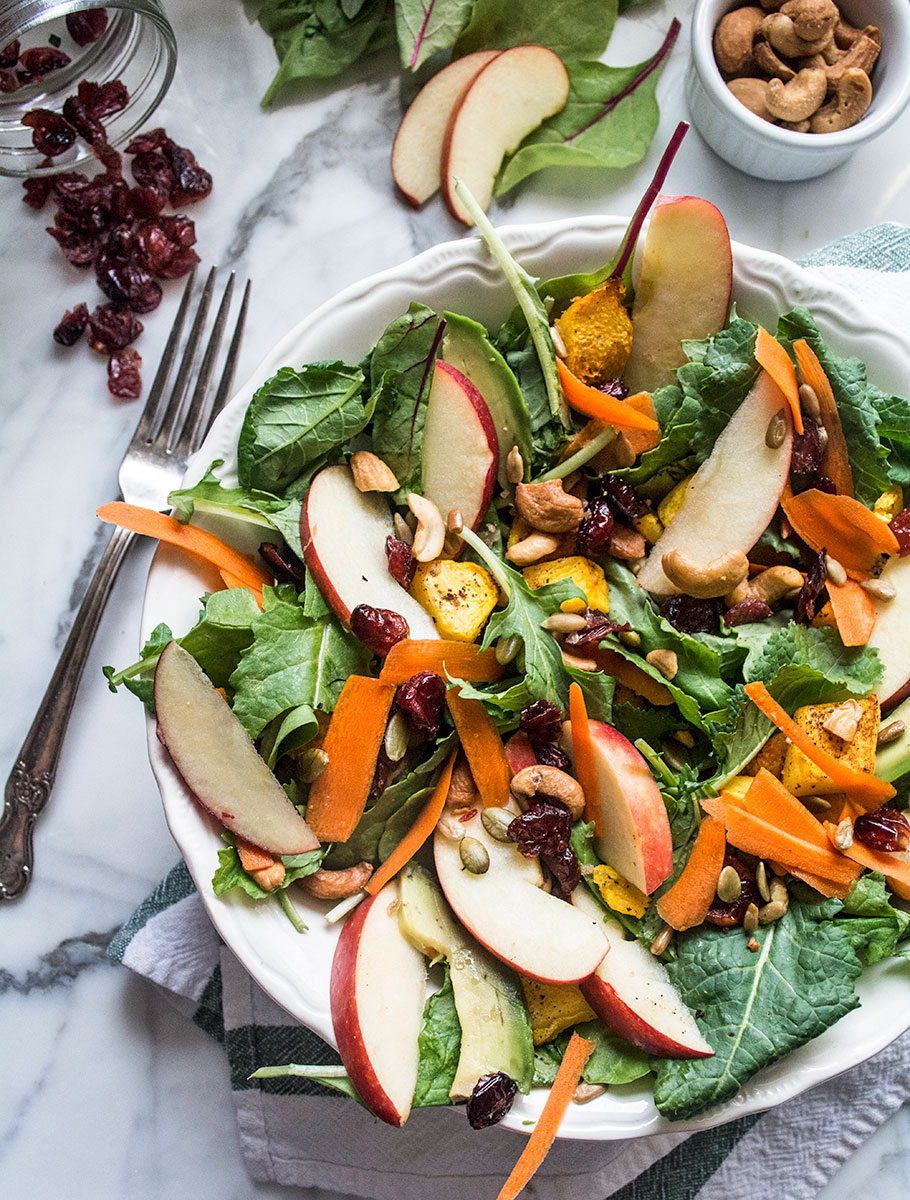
[{"x1": 0, "y1": 524, "x2": 135, "y2": 900}]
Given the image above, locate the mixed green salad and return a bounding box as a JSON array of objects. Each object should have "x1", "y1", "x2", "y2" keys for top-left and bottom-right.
[{"x1": 107, "y1": 176, "x2": 910, "y2": 1135}]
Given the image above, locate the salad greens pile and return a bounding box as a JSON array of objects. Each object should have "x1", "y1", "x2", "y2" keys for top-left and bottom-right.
[
  {"x1": 246, "y1": 0, "x2": 678, "y2": 198},
  {"x1": 109, "y1": 200, "x2": 910, "y2": 1126}
]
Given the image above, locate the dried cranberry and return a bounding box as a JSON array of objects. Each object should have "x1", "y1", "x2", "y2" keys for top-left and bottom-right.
[
  {"x1": 17, "y1": 47, "x2": 70, "y2": 82},
  {"x1": 168, "y1": 144, "x2": 213, "y2": 205},
  {"x1": 22, "y1": 108, "x2": 77, "y2": 157},
  {"x1": 92, "y1": 138, "x2": 122, "y2": 177},
  {"x1": 369, "y1": 749, "x2": 392, "y2": 801},
  {"x1": 258, "y1": 542, "x2": 307, "y2": 586},
  {"x1": 129, "y1": 147, "x2": 175, "y2": 194},
  {"x1": 350, "y1": 604, "x2": 409, "y2": 657},
  {"x1": 814, "y1": 474, "x2": 837, "y2": 495},
  {"x1": 595, "y1": 378, "x2": 627, "y2": 399},
  {"x1": 53, "y1": 302, "x2": 88, "y2": 346},
  {"x1": 564, "y1": 608, "x2": 631, "y2": 648},
  {"x1": 0, "y1": 40, "x2": 20, "y2": 68},
  {"x1": 535, "y1": 743, "x2": 572, "y2": 771},
  {"x1": 55, "y1": 174, "x2": 117, "y2": 228},
  {"x1": 384, "y1": 535, "x2": 415, "y2": 589},
  {"x1": 519, "y1": 700, "x2": 562, "y2": 744},
  {"x1": 22, "y1": 176, "x2": 52, "y2": 209},
  {"x1": 107, "y1": 346, "x2": 142, "y2": 398},
  {"x1": 0, "y1": 70, "x2": 18, "y2": 93},
  {"x1": 790, "y1": 417, "x2": 823, "y2": 481},
  {"x1": 598, "y1": 474, "x2": 649, "y2": 524},
  {"x1": 794, "y1": 548, "x2": 827, "y2": 624},
  {"x1": 87, "y1": 303, "x2": 142, "y2": 352},
  {"x1": 46, "y1": 225, "x2": 102, "y2": 266},
  {"x1": 509, "y1": 801, "x2": 580, "y2": 900},
  {"x1": 723, "y1": 598, "x2": 774, "y2": 627},
  {"x1": 466, "y1": 1072, "x2": 518, "y2": 1129},
  {"x1": 95, "y1": 259, "x2": 161, "y2": 312},
  {"x1": 662, "y1": 595, "x2": 720, "y2": 634},
  {"x1": 77, "y1": 78, "x2": 129, "y2": 122},
  {"x1": 576, "y1": 495, "x2": 615, "y2": 559},
  {"x1": 853, "y1": 807, "x2": 910, "y2": 853},
  {"x1": 395, "y1": 672, "x2": 446, "y2": 737},
  {"x1": 125, "y1": 127, "x2": 171, "y2": 154},
  {"x1": 116, "y1": 184, "x2": 166, "y2": 221},
  {"x1": 890, "y1": 508, "x2": 910, "y2": 557},
  {"x1": 705, "y1": 855, "x2": 759, "y2": 928},
  {"x1": 66, "y1": 9, "x2": 110, "y2": 47},
  {"x1": 62, "y1": 95, "x2": 104, "y2": 144}
]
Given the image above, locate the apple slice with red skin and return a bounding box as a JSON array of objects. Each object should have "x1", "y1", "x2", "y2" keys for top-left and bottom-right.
[
  {"x1": 635, "y1": 369, "x2": 793, "y2": 595},
  {"x1": 302, "y1": 464, "x2": 438, "y2": 638},
  {"x1": 866, "y1": 553, "x2": 910, "y2": 712},
  {"x1": 504, "y1": 730, "x2": 537, "y2": 775},
  {"x1": 330, "y1": 879, "x2": 427, "y2": 1126},
  {"x1": 561, "y1": 719, "x2": 672, "y2": 896},
  {"x1": 623, "y1": 194, "x2": 734, "y2": 394},
  {"x1": 434, "y1": 808, "x2": 607, "y2": 984},
  {"x1": 154, "y1": 640, "x2": 319, "y2": 855},
  {"x1": 391, "y1": 50, "x2": 501, "y2": 208},
  {"x1": 441, "y1": 45, "x2": 570, "y2": 225},
  {"x1": 573, "y1": 887, "x2": 714, "y2": 1059},
  {"x1": 421, "y1": 360, "x2": 498, "y2": 532}
]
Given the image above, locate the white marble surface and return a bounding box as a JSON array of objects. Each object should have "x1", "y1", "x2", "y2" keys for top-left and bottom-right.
[{"x1": 1, "y1": 1, "x2": 908, "y2": 1196}]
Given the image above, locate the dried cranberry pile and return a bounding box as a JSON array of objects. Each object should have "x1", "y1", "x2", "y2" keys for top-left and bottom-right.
[
  {"x1": 1, "y1": 10, "x2": 108, "y2": 94},
  {"x1": 21, "y1": 77, "x2": 212, "y2": 398}
]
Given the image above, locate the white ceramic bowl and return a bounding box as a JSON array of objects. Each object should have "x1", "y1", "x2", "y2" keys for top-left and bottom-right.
[
  {"x1": 143, "y1": 216, "x2": 910, "y2": 1140},
  {"x1": 686, "y1": 0, "x2": 910, "y2": 180}
]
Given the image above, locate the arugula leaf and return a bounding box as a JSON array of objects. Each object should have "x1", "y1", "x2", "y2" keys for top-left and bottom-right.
[
  {"x1": 496, "y1": 23, "x2": 678, "y2": 195},
  {"x1": 369, "y1": 303, "x2": 445, "y2": 496},
  {"x1": 412, "y1": 965, "x2": 461, "y2": 1107},
  {"x1": 229, "y1": 586, "x2": 370, "y2": 740},
  {"x1": 533, "y1": 1018, "x2": 650, "y2": 1087},
  {"x1": 212, "y1": 837, "x2": 325, "y2": 899},
  {"x1": 653, "y1": 893, "x2": 862, "y2": 1121},
  {"x1": 394, "y1": 0, "x2": 474, "y2": 69},
  {"x1": 455, "y1": 0, "x2": 617, "y2": 59},
  {"x1": 169, "y1": 463, "x2": 305, "y2": 558},
  {"x1": 237, "y1": 362, "x2": 370, "y2": 495}
]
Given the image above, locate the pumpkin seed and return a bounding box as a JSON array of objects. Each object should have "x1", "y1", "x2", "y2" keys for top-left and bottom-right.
[
  {"x1": 459, "y1": 837, "x2": 490, "y2": 875},
  {"x1": 743, "y1": 902, "x2": 760, "y2": 936},
  {"x1": 758, "y1": 900, "x2": 787, "y2": 925},
  {"x1": 296, "y1": 746, "x2": 329, "y2": 783},
  {"x1": 756, "y1": 861, "x2": 771, "y2": 903},
  {"x1": 619, "y1": 629, "x2": 641, "y2": 649},
  {"x1": 717, "y1": 864, "x2": 743, "y2": 904},
  {"x1": 770, "y1": 878, "x2": 789, "y2": 908},
  {"x1": 765, "y1": 409, "x2": 787, "y2": 449},
  {"x1": 495, "y1": 635, "x2": 521, "y2": 665},
  {"x1": 481, "y1": 807, "x2": 515, "y2": 843}
]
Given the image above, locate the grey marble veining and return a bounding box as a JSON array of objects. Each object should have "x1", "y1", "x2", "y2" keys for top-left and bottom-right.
[{"x1": 2, "y1": 1, "x2": 909, "y2": 1197}]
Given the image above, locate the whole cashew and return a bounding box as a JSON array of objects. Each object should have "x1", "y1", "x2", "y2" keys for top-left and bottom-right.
[
  {"x1": 810, "y1": 67, "x2": 873, "y2": 131},
  {"x1": 728, "y1": 77, "x2": 774, "y2": 120},
  {"x1": 824, "y1": 28, "x2": 880, "y2": 93},
  {"x1": 506, "y1": 531, "x2": 561, "y2": 566},
  {"x1": 762, "y1": 13, "x2": 832, "y2": 58},
  {"x1": 780, "y1": 0, "x2": 838, "y2": 44},
  {"x1": 298, "y1": 861, "x2": 374, "y2": 899},
  {"x1": 510, "y1": 764, "x2": 586, "y2": 821},
  {"x1": 726, "y1": 564, "x2": 804, "y2": 607},
  {"x1": 766, "y1": 67, "x2": 828, "y2": 121},
  {"x1": 408, "y1": 492, "x2": 446, "y2": 562},
  {"x1": 713, "y1": 6, "x2": 765, "y2": 74},
  {"x1": 753, "y1": 40, "x2": 797, "y2": 80},
  {"x1": 661, "y1": 548, "x2": 749, "y2": 599}
]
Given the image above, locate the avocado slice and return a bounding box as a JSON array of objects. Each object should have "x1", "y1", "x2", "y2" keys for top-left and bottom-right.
[
  {"x1": 878, "y1": 695, "x2": 910, "y2": 784},
  {"x1": 442, "y1": 311, "x2": 533, "y2": 490},
  {"x1": 398, "y1": 863, "x2": 533, "y2": 1100}
]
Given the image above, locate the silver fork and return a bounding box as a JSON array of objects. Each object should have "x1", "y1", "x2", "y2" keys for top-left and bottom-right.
[{"x1": 0, "y1": 268, "x2": 250, "y2": 901}]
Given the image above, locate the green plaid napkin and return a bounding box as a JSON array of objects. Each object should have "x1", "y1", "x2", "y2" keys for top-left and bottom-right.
[{"x1": 109, "y1": 225, "x2": 910, "y2": 1199}]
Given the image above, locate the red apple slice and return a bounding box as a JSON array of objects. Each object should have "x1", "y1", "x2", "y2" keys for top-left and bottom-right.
[
  {"x1": 504, "y1": 731, "x2": 537, "y2": 775},
  {"x1": 391, "y1": 50, "x2": 501, "y2": 208},
  {"x1": 421, "y1": 360, "x2": 498, "y2": 530},
  {"x1": 154, "y1": 641, "x2": 319, "y2": 855},
  {"x1": 434, "y1": 808, "x2": 607, "y2": 984},
  {"x1": 866, "y1": 553, "x2": 910, "y2": 712},
  {"x1": 330, "y1": 880, "x2": 427, "y2": 1126},
  {"x1": 302, "y1": 464, "x2": 439, "y2": 638},
  {"x1": 441, "y1": 45, "x2": 570, "y2": 226},
  {"x1": 624, "y1": 194, "x2": 734, "y2": 394},
  {"x1": 636, "y1": 370, "x2": 793, "y2": 595},
  {"x1": 573, "y1": 887, "x2": 714, "y2": 1059},
  {"x1": 562, "y1": 719, "x2": 672, "y2": 895}
]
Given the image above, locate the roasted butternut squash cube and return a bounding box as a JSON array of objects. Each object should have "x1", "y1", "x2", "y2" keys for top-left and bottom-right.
[
  {"x1": 410, "y1": 559, "x2": 498, "y2": 642},
  {"x1": 744, "y1": 731, "x2": 788, "y2": 777},
  {"x1": 522, "y1": 556, "x2": 609, "y2": 614},
  {"x1": 781, "y1": 696, "x2": 880, "y2": 797},
  {"x1": 519, "y1": 976, "x2": 597, "y2": 1046},
  {"x1": 554, "y1": 278, "x2": 633, "y2": 386},
  {"x1": 632, "y1": 512, "x2": 663, "y2": 546}
]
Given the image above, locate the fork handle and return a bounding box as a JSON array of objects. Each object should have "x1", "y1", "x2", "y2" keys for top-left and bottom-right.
[{"x1": 0, "y1": 524, "x2": 135, "y2": 901}]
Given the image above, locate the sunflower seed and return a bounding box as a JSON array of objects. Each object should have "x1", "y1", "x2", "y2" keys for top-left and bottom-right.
[
  {"x1": 650, "y1": 925, "x2": 674, "y2": 956},
  {"x1": 506, "y1": 445, "x2": 525, "y2": 485},
  {"x1": 799, "y1": 383, "x2": 821, "y2": 422},
  {"x1": 765, "y1": 409, "x2": 787, "y2": 449},
  {"x1": 384, "y1": 711, "x2": 410, "y2": 763},
  {"x1": 296, "y1": 746, "x2": 329, "y2": 782},
  {"x1": 878, "y1": 720, "x2": 906, "y2": 747},
  {"x1": 862, "y1": 577, "x2": 896, "y2": 602},
  {"x1": 803, "y1": 795, "x2": 832, "y2": 814},
  {"x1": 541, "y1": 612, "x2": 588, "y2": 633},
  {"x1": 825, "y1": 555, "x2": 847, "y2": 587},
  {"x1": 770, "y1": 878, "x2": 789, "y2": 908},
  {"x1": 834, "y1": 818, "x2": 854, "y2": 850}
]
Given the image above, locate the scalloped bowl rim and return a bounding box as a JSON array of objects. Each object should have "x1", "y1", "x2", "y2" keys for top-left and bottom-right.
[{"x1": 142, "y1": 215, "x2": 910, "y2": 1140}]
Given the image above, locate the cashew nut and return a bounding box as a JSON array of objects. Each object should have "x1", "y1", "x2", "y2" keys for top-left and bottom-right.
[
  {"x1": 726, "y1": 564, "x2": 804, "y2": 607},
  {"x1": 761, "y1": 12, "x2": 831, "y2": 58},
  {"x1": 408, "y1": 492, "x2": 446, "y2": 562},
  {"x1": 646, "y1": 648, "x2": 679, "y2": 681},
  {"x1": 446, "y1": 756, "x2": 478, "y2": 809},
  {"x1": 728, "y1": 77, "x2": 774, "y2": 120},
  {"x1": 350, "y1": 451, "x2": 399, "y2": 493},
  {"x1": 661, "y1": 548, "x2": 749, "y2": 599},
  {"x1": 506, "y1": 531, "x2": 561, "y2": 566},
  {"x1": 299, "y1": 861, "x2": 374, "y2": 899},
  {"x1": 766, "y1": 67, "x2": 828, "y2": 121},
  {"x1": 510, "y1": 764, "x2": 586, "y2": 821},
  {"x1": 515, "y1": 480, "x2": 584, "y2": 534},
  {"x1": 753, "y1": 40, "x2": 797, "y2": 81},
  {"x1": 780, "y1": 0, "x2": 838, "y2": 45},
  {"x1": 810, "y1": 66, "x2": 872, "y2": 131},
  {"x1": 823, "y1": 28, "x2": 880, "y2": 92},
  {"x1": 713, "y1": 5, "x2": 765, "y2": 74},
  {"x1": 834, "y1": 16, "x2": 863, "y2": 49}
]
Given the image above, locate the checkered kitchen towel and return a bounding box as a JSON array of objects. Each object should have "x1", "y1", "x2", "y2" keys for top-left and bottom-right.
[{"x1": 109, "y1": 225, "x2": 910, "y2": 1199}]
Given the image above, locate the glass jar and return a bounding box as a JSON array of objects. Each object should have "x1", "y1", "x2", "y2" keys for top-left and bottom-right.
[{"x1": 0, "y1": 1, "x2": 176, "y2": 177}]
